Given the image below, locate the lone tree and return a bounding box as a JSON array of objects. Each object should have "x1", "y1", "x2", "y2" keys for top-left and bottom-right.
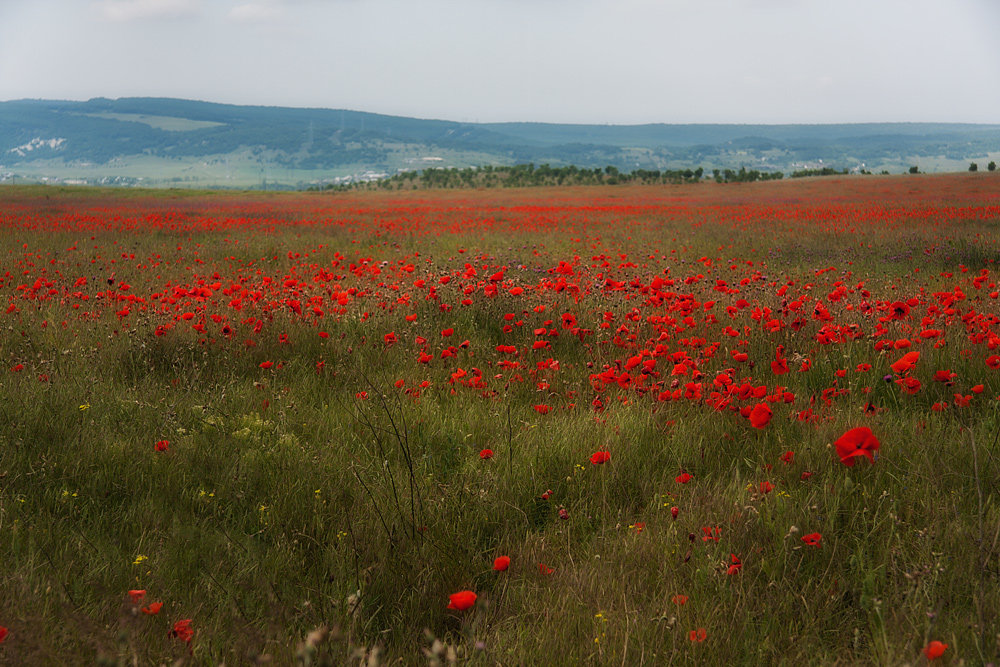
[
  {"x1": 908, "y1": 166, "x2": 919, "y2": 174},
  {"x1": 970, "y1": 162, "x2": 979, "y2": 172},
  {"x1": 989, "y1": 161, "x2": 997, "y2": 172}
]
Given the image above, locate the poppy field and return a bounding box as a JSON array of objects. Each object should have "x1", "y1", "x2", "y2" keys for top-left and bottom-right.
[{"x1": 2, "y1": 174, "x2": 1000, "y2": 664}]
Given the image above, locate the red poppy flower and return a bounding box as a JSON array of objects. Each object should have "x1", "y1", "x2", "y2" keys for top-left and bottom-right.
[
  {"x1": 888, "y1": 300, "x2": 910, "y2": 320},
  {"x1": 758, "y1": 481, "x2": 774, "y2": 494},
  {"x1": 534, "y1": 404, "x2": 551, "y2": 414},
  {"x1": 479, "y1": 448, "x2": 494, "y2": 460},
  {"x1": 933, "y1": 369, "x2": 955, "y2": 383},
  {"x1": 780, "y1": 450, "x2": 794, "y2": 465},
  {"x1": 128, "y1": 589, "x2": 146, "y2": 603},
  {"x1": 923, "y1": 641, "x2": 947, "y2": 660},
  {"x1": 671, "y1": 594, "x2": 688, "y2": 605},
  {"x1": 834, "y1": 426, "x2": 880, "y2": 466},
  {"x1": 676, "y1": 472, "x2": 693, "y2": 484},
  {"x1": 801, "y1": 532, "x2": 822, "y2": 547},
  {"x1": 689, "y1": 627, "x2": 707, "y2": 642},
  {"x1": 748, "y1": 403, "x2": 772, "y2": 428},
  {"x1": 0, "y1": 627, "x2": 7, "y2": 643},
  {"x1": 171, "y1": 619, "x2": 194, "y2": 643},
  {"x1": 538, "y1": 563, "x2": 554, "y2": 576},
  {"x1": 154, "y1": 440, "x2": 169, "y2": 452},
  {"x1": 590, "y1": 451, "x2": 611, "y2": 465},
  {"x1": 259, "y1": 361, "x2": 274, "y2": 369},
  {"x1": 142, "y1": 602, "x2": 163, "y2": 615},
  {"x1": 890, "y1": 350, "x2": 919, "y2": 375},
  {"x1": 447, "y1": 591, "x2": 477, "y2": 611},
  {"x1": 493, "y1": 556, "x2": 510, "y2": 571},
  {"x1": 727, "y1": 553, "x2": 742, "y2": 575},
  {"x1": 670, "y1": 506, "x2": 679, "y2": 519}
]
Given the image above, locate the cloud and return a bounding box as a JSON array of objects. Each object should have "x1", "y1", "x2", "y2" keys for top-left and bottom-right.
[
  {"x1": 228, "y1": 2, "x2": 284, "y2": 22},
  {"x1": 96, "y1": 0, "x2": 201, "y2": 22}
]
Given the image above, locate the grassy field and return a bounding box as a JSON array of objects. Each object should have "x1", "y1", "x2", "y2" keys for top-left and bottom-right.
[
  {"x1": 73, "y1": 113, "x2": 228, "y2": 132},
  {"x1": 1, "y1": 174, "x2": 999, "y2": 664}
]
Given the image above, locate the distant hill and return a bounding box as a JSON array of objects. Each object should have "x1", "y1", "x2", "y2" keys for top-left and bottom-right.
[{"x1": 1, "y1": 97, "x2": 998, "y2": 188}]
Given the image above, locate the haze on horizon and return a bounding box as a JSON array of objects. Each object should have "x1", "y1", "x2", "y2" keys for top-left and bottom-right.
[{"x1": 1, "y1": 0, "x2": 999, "y2": 126}]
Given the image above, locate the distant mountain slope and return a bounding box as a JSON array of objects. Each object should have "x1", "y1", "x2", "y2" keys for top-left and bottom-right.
[
  {"x1": 2, "y1": 97, "x2": 998, "y2": 187},
  {"x1": 1, "y1": 97, "x2": 525, "y2": 165},
  {"x1": 482, "y1": 121, "x2": 1000, "y2": 146}
]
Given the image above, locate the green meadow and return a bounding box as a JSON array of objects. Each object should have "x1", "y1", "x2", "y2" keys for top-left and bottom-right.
[{"x1": 1, "y1": 175, "x2": 998, "y2": 664}]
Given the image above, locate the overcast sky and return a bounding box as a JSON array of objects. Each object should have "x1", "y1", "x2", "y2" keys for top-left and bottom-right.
[{"x1": 1, "y1": 0, "x2": 998, "y2": 124}]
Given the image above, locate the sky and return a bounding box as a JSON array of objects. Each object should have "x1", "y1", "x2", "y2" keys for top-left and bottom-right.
[{"x1": 1, "y1": 0, "x2": 999, "y2": 125}]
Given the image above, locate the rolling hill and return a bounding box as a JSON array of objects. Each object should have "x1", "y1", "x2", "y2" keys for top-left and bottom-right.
[{"x1": 2, "y1": 97, "x2": 999, "y2": 188}]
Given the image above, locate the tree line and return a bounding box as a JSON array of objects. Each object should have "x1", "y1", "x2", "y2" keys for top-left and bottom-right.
[
  {"x1": 318, "y1": 163, "x2": 794, "y2": 191},
  {"x1": 313, "y1": 160, "x2": 998, "y2": 192}
]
